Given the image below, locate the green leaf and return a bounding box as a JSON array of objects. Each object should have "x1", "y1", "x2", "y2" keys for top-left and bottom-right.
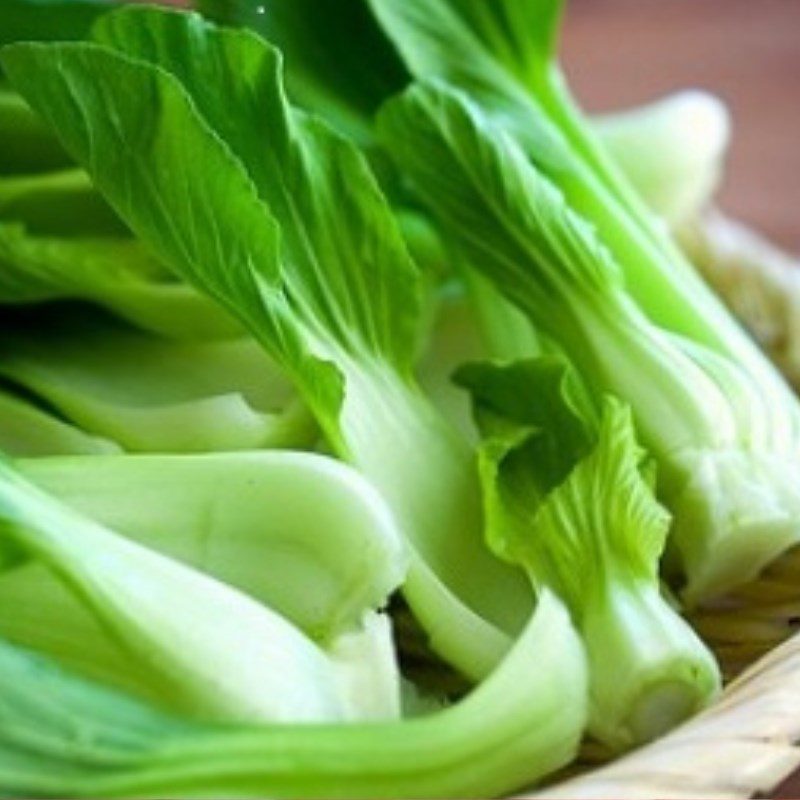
[
  {"x1": 2, "y1": 9, "x2": 534, "y2": 678},
  {"x1": 2, "y1": 27, "x2": 387, "y2": 441},
  {"x1": 368, "y1": 0, "x2": 572, "y2": 171},
  {"x1": 93, "y1": 6, "x2": 420, "y2": 379},
  {"x1": 0, "y1": 387, "x2": 121, "y2": 457},
  {"x1": 0, "y1": 589, "x2": 587, "y2": 799},
  {"x1": 195, "y1": 0, "x2": 406, "y2": 143},
  {"x1": 456, "y1": 357, "x2": 594, "y2": 514},
  {"x1": 0, "y1": 0, "x2": 112, "y2": 48},
  {"x1": 489, "y1": 399, "x2": 669, "y2": 603},
  {"x1": 0, "y1": 87, "x2": 71, "y2": 173},
  {"x1": 368, "y1": 0, "x2": 563, "y2": 93},
  {"x1": 416, "y1": 278, "x2": 546, "y2": 443},
  {"x1": 0, "y1": 40, "x2": 288, "y2": 353},
  {"x1": 378, "y1": 83, "x2": 760, "y2": 461},
  {"x1": 378, "y1": 84, "x2": 624, "y2": 331},
  {"x1": 470, "y1": 366, "x2": 719, "y2": 749},
  {"x1": 0, "y1": 223, "x2": 241, "y2": 339},
  {"x1": 93, "y1": 11, "x2": 532, "y2": 657},
  {"x1": 368, "y1": 0, "x2": 800, "y2": 420},
  {"x1": 0, "y1": 169, "x2": 125, "y2": 236},
  {"x1": 380, "y1": 83, "x2": 800, "y2": 602},
  {"x1": 0, "y1": 310, "x2": 316, "y2": 453},
  {"x1": 381, "y1": 79, "x2": 800, "y2": 599}
]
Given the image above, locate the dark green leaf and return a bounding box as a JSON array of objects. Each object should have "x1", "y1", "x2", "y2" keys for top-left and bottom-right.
[{"x1": 196, "y1": 0, "x2": 407, "y2": 142}]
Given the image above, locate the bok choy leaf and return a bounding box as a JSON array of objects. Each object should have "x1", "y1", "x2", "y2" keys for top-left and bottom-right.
[
  {"x1": 379, "y1": 83, "x2": 800, "y2": 603},
  {"x1": 18, "y1": 450, "x2": 406, "y2": 642},
  {"x1": 0, "y1": 223, "x2": 241, "y2": 338},
  {"x1": 368, "y1": 0, "x2": 800, "y2": 463},
  {"x1": 0, "y1": 310, "x2": 316, "y2": 453},
  {"x1": 0, "y1": 454, "x2": 403, "y2": 722},
  {"x1": 0, "y1": 587, "x2": 587, "y2": 798},
  {"x1": 2, "y1": 7, "x2": 533, "y2": 678},
  {"x1": 0, "y1": 387, "x2": 120, "y2": 457},
  {"x1": 458, "y1": 358, "x2": 720, "y2": 749}
]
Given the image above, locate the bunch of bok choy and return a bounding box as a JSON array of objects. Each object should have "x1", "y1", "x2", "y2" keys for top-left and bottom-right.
[{"x1": 0, "y1": 0, "x2": 796, "y2": 796}]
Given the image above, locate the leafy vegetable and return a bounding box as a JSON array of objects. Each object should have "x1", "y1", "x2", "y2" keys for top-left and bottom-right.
[
  {"x1": 0, "y1": 0, "x2": 111, "y2": 49},
  {"x1": 0, "y1": 455, "x2": 402, "y2": 722},
  {"x1": 593, "y1": 91, "x2": 731, "y2": 227},
  {"x1": 19, "y1": 450, "x2": 405, "y2": 642},
  {"x1": 0, "y1": 223, "x2": 241, "y2": 338},
  {"x1": 379, "y1": 83, "x2": 800, "y2": 603},
  {"x1": 2, "y1": 7, "x2": 533, "y2": 678},
  {"x1": 0, "y1": 310, "x2": 316, "y2": 453},
  {"x1": 0, "y1": 587, "x2": 587, "y2": 798},
  {"x1": 192, "y1": 0, "x2": 729, "y2": 235},
  {"x1": 0, "y1": 169, "x2": 125, "y2": 235},
  {"x1": 0, "y1": 387, "x2": 121, "y2": 457},
  {"x1": 195, "y1": 0, "x2": 406, "y2": 144},
  {"x1": 0, "y1": 86, "x2": 70, "y2": 173},
  {"x1": 368, "y1": 0, "x2": 798, "y2": 439},
  {"x1": 0, "y1": 2, "x2": 791, "y2": 794},
  {"x1": 459, "y1": 359, "x2": 719, "y2": 749}
]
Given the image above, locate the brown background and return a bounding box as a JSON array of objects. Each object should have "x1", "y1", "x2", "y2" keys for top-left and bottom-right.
[{"x1": 561, "y1": 0, "x2": 800, "y2": 253}]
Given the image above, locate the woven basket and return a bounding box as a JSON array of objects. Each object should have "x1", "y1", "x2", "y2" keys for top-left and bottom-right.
[{"x1": 523, "y1": 547, "x2": 800, "y2": 799}]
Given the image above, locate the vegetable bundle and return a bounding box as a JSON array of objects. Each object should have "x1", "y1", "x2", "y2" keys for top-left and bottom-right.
[{"x1": 0, "y1": 0, "x2": 796, "y2": 796}]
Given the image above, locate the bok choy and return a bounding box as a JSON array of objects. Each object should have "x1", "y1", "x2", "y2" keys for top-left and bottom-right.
[
  {"x1": 0, "y1": 310, "x2": 315, "y2": 453},
  {"x1": 458, "y1": 358, "x2": 719, "y2": 749},
  {"x1": 0, "y1": 584, "x2": 587, "y2": 798},
  {"x1": 0, "y1": 0, "x2": 794, "y2": 795},
  {"x1": 0, "y1": 454, "x2": 403, "y2": 722},
  {"x1": 379, "y1": 74, "x2": 800, "y2": 604},
  {"x1": 1, "y1": 7, "x2": 533, "y2": 678}
]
